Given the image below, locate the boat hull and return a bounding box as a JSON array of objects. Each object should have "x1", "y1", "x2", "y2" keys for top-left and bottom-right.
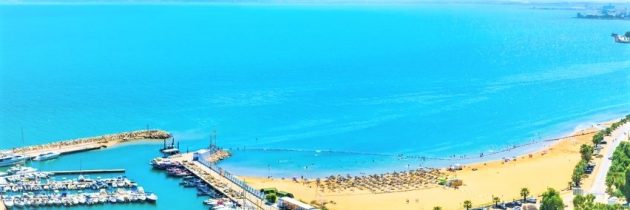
[
  {"x1": 33, "y1": 153, "x2": 60, "y2": 161},
  {"x1": 0, "y1": 158, "x2": 27, "y2": 167}
]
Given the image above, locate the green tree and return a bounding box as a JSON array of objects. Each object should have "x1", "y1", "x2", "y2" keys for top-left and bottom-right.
[
  {"x1": 605, "y1": 127, "x2": 612, "y2": 136},
  {"x1": 573, "y1": 194, "x2": 597, "y2": 210},
  {"x1": 622, "y1": 169, "x2": 630, "y2": 203},
  {"x1": 433, "y1": 207, "x2": 442, "y2": 210},
  {"x1": 541, "y1": 188, "x2": 564, "y2": 210},
  {"x1": 572, "y1": 160, "x2": 587, "y2": 187},
  {"x1": 492, "y1": 196, "x2": 500, "y2": 207},
  {"x1": 580, "y1": 144, "x2": 594, "y2": 161},
  {"x1": 593, "y1": 132, "x2": 604, "y2": 145},
  {"x1": 573, "y1": 195, "x2": 585, "y2": 210},
  {"x1": 520, "y1": 188, "x2": 530, "y2": 202},
  {"x1": 585, "y1": 194, "x2": 595, "y2": 209},
  {"x1": 463, "y1": 200, "x2": 472, "y2": 210}
]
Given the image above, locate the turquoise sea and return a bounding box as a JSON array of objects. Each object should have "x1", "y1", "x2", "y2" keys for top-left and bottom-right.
[{"x1": 1, "y1": 2, "x2": 629, "y2": 209}]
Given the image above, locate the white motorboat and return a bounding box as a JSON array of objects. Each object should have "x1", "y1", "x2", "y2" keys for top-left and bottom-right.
[
  {"x1": 3, "y1": 197, "x2": 14, "y2": 208},
  {"x1": 33, "y1": 151, "x2": 60, "y2": 161},
  {"x1": 0, "y1": 154, "x2": 28, "y2": 167}
]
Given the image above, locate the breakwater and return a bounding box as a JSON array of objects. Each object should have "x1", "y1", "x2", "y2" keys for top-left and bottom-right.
[{"x1": 4, "y1": 130, "x2": 171, "y2": 157}]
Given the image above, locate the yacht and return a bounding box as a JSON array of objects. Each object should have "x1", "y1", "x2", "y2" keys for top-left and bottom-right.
[
  {"x1": 33, "y1": 152, "x2": 60, "y2": 161},
  {"x1": 0, "y1": 153, "x2": 28, "y2": 167}
]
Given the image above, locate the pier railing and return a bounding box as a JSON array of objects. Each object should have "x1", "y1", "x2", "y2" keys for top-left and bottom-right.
[{"x1": 196, "y1": 150, "x2": 266, "y2": 200}]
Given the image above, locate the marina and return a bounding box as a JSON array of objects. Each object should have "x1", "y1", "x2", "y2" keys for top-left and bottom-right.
[
  {"x1": 0, "y1": 166, "x2": 157, "y2": 209},
  {"x1": 1, "y1": 188, "x2": 157, "y2": 208},
  {"x1": 1, "y1": 131, "x2": 270, "y2": 210}
]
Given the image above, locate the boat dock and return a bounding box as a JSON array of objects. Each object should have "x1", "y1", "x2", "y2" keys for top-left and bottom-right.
[
  {"x1": 4, "y1": 130, "x2": 171, "y2": 159},
  {"x1": 171, "y1": 152, "x2": 276, "y2": 210},
  {"x1": 49, "y1": 169, "x2": 126, "y2": 175}
]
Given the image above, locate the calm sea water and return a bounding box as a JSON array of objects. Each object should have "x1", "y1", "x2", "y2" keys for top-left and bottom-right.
[{"x1": 1, "y1": 3, "x2": 629, "y2": 209}]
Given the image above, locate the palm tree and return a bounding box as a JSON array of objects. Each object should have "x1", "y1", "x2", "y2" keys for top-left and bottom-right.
[
  {"x1": 520, "y1": 188, "x2": 530, "y2": 202},
  {"x1": 433, "y1": 207, "x2": 442, "y2": 210},
  {"x1": 463, "y1": 200, "x2": 472, "y2": 210},
  {"x1": 492, "y1": 196, "x2": 500, "y2": 207}
]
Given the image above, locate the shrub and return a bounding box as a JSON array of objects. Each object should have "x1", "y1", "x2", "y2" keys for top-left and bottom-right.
[{"x1": 265, "y1": 193, "x2": 277, "y2": 203}]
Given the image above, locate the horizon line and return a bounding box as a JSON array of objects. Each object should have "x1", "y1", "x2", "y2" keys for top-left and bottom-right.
[{"x1": 1, "y1": 0, "x2": 630, "y2": 6}]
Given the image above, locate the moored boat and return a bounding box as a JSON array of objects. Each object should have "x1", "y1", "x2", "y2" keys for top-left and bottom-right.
[
  {"x1": 0, "y1": 154, "x2": 28, "y2": 167},
  {"x1": 32, "y1": 152, "x2": 60, "y2": 161},
  {"x1": 150, "y1": 158, "x2": 180, "y2": 170},
  {"x1": 3, "y1": 197, "x2": 14, "y2": 208}
]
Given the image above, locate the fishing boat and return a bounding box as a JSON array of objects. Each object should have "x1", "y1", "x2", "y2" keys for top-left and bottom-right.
[
  {"x1": 204, "y1": 198, "x2": 232, "y2": 206},
  {"x1": 0, "y1": 153, "x2": 28, "y2": 167},
  {"x1": 166, "y1": 167, "x2": 191, "y2": 177},
  {"x1": 181, "y1": 178, "x2": 202, "y2": 188},
  {"x1": 33, "y1": 151, "x2": 60, "y2": 161}
]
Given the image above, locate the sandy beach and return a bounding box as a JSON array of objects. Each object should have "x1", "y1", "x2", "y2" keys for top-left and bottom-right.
[{"x1": 241, "y1": 123, "x2": 613, "y2": 210}]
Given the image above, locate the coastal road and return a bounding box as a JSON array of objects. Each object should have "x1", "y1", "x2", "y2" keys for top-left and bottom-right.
[{"x1": 589, "y1": 122, "x2": 630, "y2": 203}]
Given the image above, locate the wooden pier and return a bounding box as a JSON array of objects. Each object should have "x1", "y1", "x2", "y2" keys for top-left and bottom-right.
[
  {"x1": 4, "y1": 130, "x2": 171, "y2": 158},
  {"x1": 50, "y1": 169, "x2": 126, "y2": 175}
]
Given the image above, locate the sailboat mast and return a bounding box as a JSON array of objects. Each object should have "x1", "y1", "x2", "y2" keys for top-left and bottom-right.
[
  {"x1": 213, "y1": 130, "x2": 217, "y2": 149},
  {"x1": 20, "y1": 127, "x2": 25, "y2": 154},
  {"x1": 20, "y1": 127, "x2": 24, "y2": 145}
]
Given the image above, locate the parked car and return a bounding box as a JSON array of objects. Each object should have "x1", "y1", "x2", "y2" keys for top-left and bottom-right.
[{"x1": 525, "y1": 197, "x2": 537, "y2": 203}]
